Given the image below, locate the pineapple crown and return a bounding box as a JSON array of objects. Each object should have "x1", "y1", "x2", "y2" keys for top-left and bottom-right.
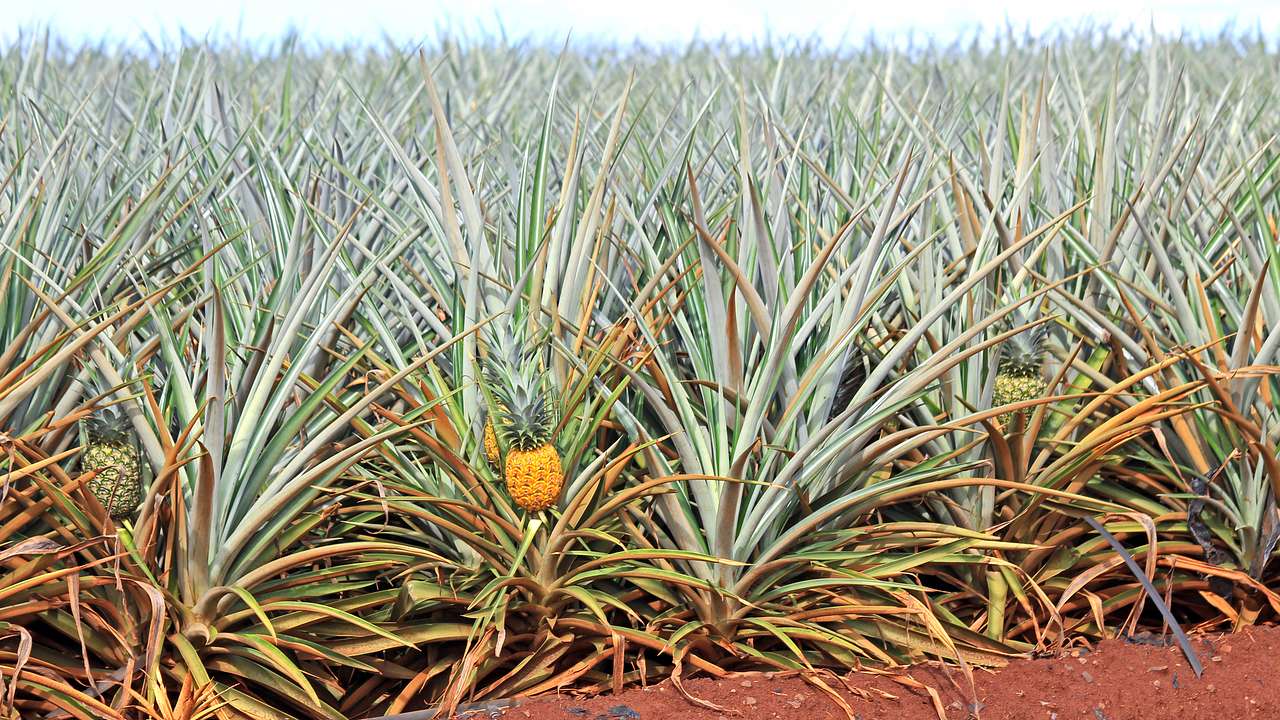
[
  {"x1": 84, "y1": 406, "x2": 133, "y2": 445},
  {"x1": 493, "y1": 377, "x2": 556, "y2": 451},
  {"x1": 998, "y1": 304, "x2": 1050, "y2": 373},
  {"x1": 480, "y1": 318, "x2": 558, "y2": 452},
  {"x1": 480, "y1": 319, "x2": 547, "y2": 376}
]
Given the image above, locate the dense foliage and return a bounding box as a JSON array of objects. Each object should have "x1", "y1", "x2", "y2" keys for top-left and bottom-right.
[{"x1": 2, "y1": 29, "x2": 1279, "y2": 719}]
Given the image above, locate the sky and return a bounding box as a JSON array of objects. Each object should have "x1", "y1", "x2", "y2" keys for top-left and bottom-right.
[{"x1": 9, "y1": 1, "x2": 1280, "y2": 47}]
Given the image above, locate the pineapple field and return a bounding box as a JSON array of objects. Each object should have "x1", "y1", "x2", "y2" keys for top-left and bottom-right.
[{"x1": 3, "y1": 28, "x2": 1280, "y2": 719}]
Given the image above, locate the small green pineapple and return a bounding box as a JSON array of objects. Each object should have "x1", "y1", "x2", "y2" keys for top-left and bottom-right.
[
  {"x1": 80, "y1": 408, "x2": 143, "y2": 519},
  {"x1": 992, "y1": 310, "x2": 1049, "y2": 427}
]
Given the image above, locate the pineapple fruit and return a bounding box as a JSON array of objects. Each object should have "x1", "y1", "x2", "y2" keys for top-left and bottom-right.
[
  {"x1": 992, "y1": 309, "x2": 1048, "y2": 427},
  {"x1": 483, "y1": 419, "x2": 500, "y2": 468},
  {"x1": 81, "y1": 408, "x2": 143, "y2": 519},
  {"x1": 504, "y1": 443, "x2": 563, "y2": 511},
  {"x1": 482, "y1": 327, "x2": 563, "y2": 512}
]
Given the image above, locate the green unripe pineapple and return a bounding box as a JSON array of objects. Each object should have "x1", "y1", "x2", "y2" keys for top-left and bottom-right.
[
  {"x1": 993, "y1": 310, "x2": 1048, "y2": 427},
  {"x1": 80, "y1": 408, "x2": 143, "y2": 519}
]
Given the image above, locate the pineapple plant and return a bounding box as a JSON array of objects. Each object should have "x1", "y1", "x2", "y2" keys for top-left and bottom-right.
[
  {"x1": 79, "y1": 407, "x2": 143, "y2": 519},
  {"x1": 481, "y1": 325, "x2": 563, "y2": 512},
  {"x1": 992, "y1": 308, "x2": 1049, "y2": 427}
]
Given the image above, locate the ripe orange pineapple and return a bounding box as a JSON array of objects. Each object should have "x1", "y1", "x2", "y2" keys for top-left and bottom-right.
[
  {"x1": 483, "y1": 419, "x2": 500, "y2": 467},
  {"x1": 483, "y1": 328, "x2": 562, "y2": 512}
]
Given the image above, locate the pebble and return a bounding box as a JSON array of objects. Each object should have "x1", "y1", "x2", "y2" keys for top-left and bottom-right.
[
  {"x1": 743, "y1": 697, "x2": 757, "y2": 706},
  {"x1": 1082, "y1": 671, "x2": 1094, "y2": 683}
]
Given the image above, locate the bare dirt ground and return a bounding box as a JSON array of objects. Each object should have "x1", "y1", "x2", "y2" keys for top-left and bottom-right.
[{"x1": 480, "y1": 625, "x2": 1280, "y2": 720}]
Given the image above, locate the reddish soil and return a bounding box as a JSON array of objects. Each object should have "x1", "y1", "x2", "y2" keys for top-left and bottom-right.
[{"x1": 484, "y1": 625, "x2": 1280, "y2": 720}]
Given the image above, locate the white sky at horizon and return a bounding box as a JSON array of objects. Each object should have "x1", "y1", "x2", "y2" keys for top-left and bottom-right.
[{"x1": 9, "y1": 1, "x2": 1280, "y2": 48}]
